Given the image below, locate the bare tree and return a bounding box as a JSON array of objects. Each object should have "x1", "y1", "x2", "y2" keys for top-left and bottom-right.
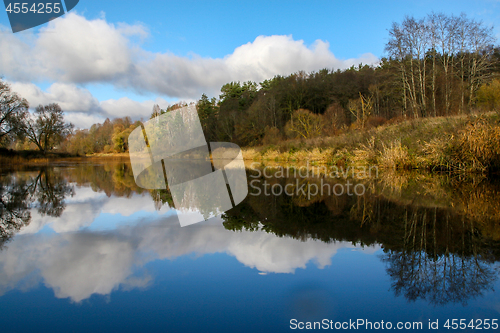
[
  {"x1": 24, "y1": 103, "x2": 73, "y2": 153},
  {"x1": 386, "y1": 13, "x2": 496, "y2": 116},
  {"x1": 0, "y1": 79, "x2": 29, "y2": 145},
  {"x1": 466, "y1": 19, "x2": 496, "y2": 110},
  {"x1": 427, "y1": 13, "x2": 439, "y2": 117},
  {"x1": 348, "y1": 92, "x2": 373, "y2": 129},
  {"x1": 386, "y1": 21, "x2": 409, "y2": 116}
]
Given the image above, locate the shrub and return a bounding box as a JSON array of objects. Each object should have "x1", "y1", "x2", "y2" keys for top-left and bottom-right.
[
  {"x1": 379, "y1": 140, "x2": 414, "y2": 170},
  {"x1": 103, "y1": 145, "x2": 113, "y2": 153},
  {"x1": 456, "y1": 118, "x2": 500, "y2": 171},
  {"x1": 366, "y1": 116, "x2": 387, "y2": 128},
  {"x1": 322, "y1": 102, "x2": 347, "y2": 136},
  {"x1": 284, "y1": 109, "x2": 323, "y2": 139},
  {"x1": 261, "y1": 126, "x2": 281, "y2": 145},
  {"x1": 424, "y1": 117, "x2": 500, "y2": 172},
  {"x1": 385, "y1": 116, "x2": 407, "y2": 125},
  {"x1": 476, "y1": 79, "x2": 500, "y2": 111}
]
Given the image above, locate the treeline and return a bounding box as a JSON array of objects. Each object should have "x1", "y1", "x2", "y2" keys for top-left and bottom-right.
[
  {"x1": 196, "y1": 12, "x2": 500, "y2": 146},
  {"x1": 63, "y1": 117, "x2": 141, "y2": 155},
  {"x1": 62, "y1": 103, "x2": 187, "y2": 155}
]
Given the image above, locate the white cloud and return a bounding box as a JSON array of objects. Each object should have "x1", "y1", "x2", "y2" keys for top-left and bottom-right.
[
  {"x1": 0, "y1": 232, "x2": 143, "y2": 302},
  {"x1": 226, "y1": 36, "x2": 340, "y2": 81},
  {"x1": 0, "y1": 219, "x2": 362, "y2": 302},
  {"x1": 36, "y1": 13, "x2": 141, "y2": 83},
  {"x1": 9, "y1": 82, "x2": 172, "y2": 128},
  {"x1": 99, "y1": 96, "x2": 170, "y2": 120},
  {"x1": 10, "y1": 82, "x2": 100, "y2": 111},
  {"x1": 63, "y1": 112, "x2": 106, "y2": 129},
  {"x1": 1, "y1": 13, "x2": 379, "y2": 104}
]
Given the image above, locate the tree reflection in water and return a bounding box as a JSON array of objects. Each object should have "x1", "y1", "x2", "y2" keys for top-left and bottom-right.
[
  {"x1": 0, "y1": 168, "x2": 74, "y2": 247},
  {"x1": 381, "y1": 209, "x2": 499, "y2": 306},
  {"x1": 29, "y1": 168, "x2": 75, "y2": 217},
  {"x1": 1, "y1": 162, "x2": 500, "y2": 306},
  {"x1": 222, "y1": 167, "x2": 500, "y2": 306},
  {"x1": 0, "y1": 174, "x2": 31, "y2": 247},
  {"x1": 384, "y1": 250, "x2": 497, "y2": 306}
]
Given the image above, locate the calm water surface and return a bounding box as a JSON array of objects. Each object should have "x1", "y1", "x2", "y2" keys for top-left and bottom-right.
[{"x1": 0, "y1": 162, "x2": 499, "y2": 332}]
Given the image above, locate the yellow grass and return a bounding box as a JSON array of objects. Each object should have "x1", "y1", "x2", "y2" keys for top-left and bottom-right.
[{"x1": 242, "y1": 111, "x2": 500, "y2": 173}]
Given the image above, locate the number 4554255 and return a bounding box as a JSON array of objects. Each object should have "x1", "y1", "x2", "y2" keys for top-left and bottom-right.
[
  {"x1": 6, "y1": 3, "x2": 62, "y2": 14},
  {"x1": 444, "y1": 319, "x2": 498, "y2": 330}
]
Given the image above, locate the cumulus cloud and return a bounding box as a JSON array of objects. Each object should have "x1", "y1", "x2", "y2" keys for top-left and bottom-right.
[
  {"x1": 39, "y1": 233, "x2": 139, "y2": 301},
  {"x1": 63, "y1": 112, "x2": 107, "y2": 129},
  {"x1": 1, "y1": 12, "x2": 378, "y2": 102},
  {"x1": 9, "y1": 82, "x2": 172, "y2": 128},
  {"x1": 225, "y1": 36, "x2": 362, "y2": 81},
  {"x1": 38, "y1": 13, "x2": 141, "y2": 83},
  {"x1": 99, "y1": 96, "x2": 171, "y2": 119},
  {"x1": 10, "y1": 82, "x2": 100, "y2": 111}
]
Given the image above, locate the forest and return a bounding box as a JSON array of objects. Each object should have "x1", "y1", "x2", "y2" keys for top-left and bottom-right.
[{"x1": 1, "y1": 13, "x2": 499, "y2": 160}]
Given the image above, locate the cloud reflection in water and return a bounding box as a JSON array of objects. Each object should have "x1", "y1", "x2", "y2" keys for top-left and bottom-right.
[{"x1": 0, "y1": 186, "x2": 370, "y2": 302}]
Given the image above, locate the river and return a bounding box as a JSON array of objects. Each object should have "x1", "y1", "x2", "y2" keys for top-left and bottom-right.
[{"x1": 0, "y1": 161, "x2": 499, "y2": 332}]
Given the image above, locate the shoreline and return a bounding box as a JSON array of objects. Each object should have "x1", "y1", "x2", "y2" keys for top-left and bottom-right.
[
  {"x1": 0, "y1": 150, "x2": 131, "y2": 167},
  {"x1": 242, "y1": 111, "x2": 500, "y2": 174},
  {"x1": 2, "y1": 111, "x2": 499, "y2": 174}
]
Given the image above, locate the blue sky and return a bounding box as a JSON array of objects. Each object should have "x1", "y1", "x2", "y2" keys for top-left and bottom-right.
[
  {"x1": 0, "y1": 0, "x2": 499, "y2": 128},
  {"x1": 60, "y1": 0, "x2": 500, "y2": 59}
]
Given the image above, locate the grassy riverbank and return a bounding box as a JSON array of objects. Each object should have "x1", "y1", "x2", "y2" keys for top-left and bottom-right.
[
  {"x1": 3, "y1": 111, "x2": 499, "y2": 173},
  {"x1": 242, "y1": 111, "x2": 500, "y2": 173},
  {"x1": 0, "y1": 148, "x2": 77, "y2": 166},
  {"x1": 0, "y1": 149, "x2": 130, "y2": 167}
]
